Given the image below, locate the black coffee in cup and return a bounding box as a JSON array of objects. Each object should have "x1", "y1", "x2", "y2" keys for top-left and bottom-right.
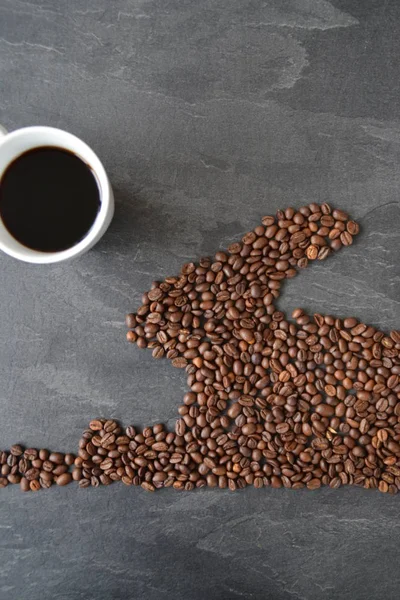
[{"x1": 0, "y1": 147, "x2": 101, "y2": 252}]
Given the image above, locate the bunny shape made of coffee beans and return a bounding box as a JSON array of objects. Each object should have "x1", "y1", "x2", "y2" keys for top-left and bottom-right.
[{"x1": 3, "y1": 203, "x2": 399, "y2": 495}]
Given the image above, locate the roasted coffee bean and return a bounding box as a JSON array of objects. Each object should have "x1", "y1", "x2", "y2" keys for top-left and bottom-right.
[
  {"x1": 39, "y1": 449, "x2": 49, "y2": 461},
  {"x1": 40, "y1": 471, "x2": 53, "y2": 483},
  {"x1": 49, "y1": 452, "x2": 65, "y2": 465},
  {"x1": 175, "y1": 419, "x2": 186, "y2": 436},
  {"x1": 42, "y1": 460, "x2": 55, "y2": 473},
  {"x1": 53, "y1": 465, "x2": 68, "y2": 476},
  {"x1": 65, "y1": 454, "x2": 75, "y2": 466},
  {"x1": 72, "y1": 468, "x2": 82, "y2": 481},
  {"x1": 306, "y1": 245, "x2": 318, "y2": 260},
  {"x1": 30, "y1": 480, "x2": 41, "y2": 492},
  {"x1": 24, "y1": 448, "x2": 38, "y2": 461},
  {"x1": 152, "y1": 346, "x2": 165, "y2": 359},
  {"x1": 141, "y1": 482, "x2": 155, "y2": 493},
  {"x1": 125, "y1": 313, "x2": 137, "y2": 329},
  {"x1": 127, "y1": 330, "x2": 137, "y2": 343},
  {"x1": 25, "y1": 468, "x2": 40, "y2": 481},
  {"x1": 18, "y1": 457, "x2": 29, "y2": 475},
  {"x1": 10, "y1": 445, "x2": 23, "y2": 456},
  {"x1": 20, "y1": 477, "x2": 30, "y2": 492},
  {"x1": 171, "y1": 357, "x2": 188, "y2": 368},
  {"x1": 40, "y1": 478, "x2": 52, "y2": 489},
  {"x1": 7, "y1": 474, "x2": 20, "y2": 484},
  {"x1": 56, "y1": 473, "x2": 72, "y2": 486}
]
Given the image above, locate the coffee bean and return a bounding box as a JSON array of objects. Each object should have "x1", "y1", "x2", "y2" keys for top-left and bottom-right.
[
  {"x1": 49, "y1": 452, "x2": 64, "y2": 465},
  {"x1": 100, "y1": 474, "x2": 112, "y2": 485},
  {"x1": 175, "y1": 419, "x2": 186, "y2": 436},
  {"x1": 40, "y1": 471, "x2": 53, "y2": 483},
  {"x1": 127, "y1": 330, "x2": 137, "y2": 343},
  {"x1": 171, "y1": 357, "x2": 188, "y2": 368},
  {"x1": 324, "y1": 385, "x2": 336, "y2": 397},
  {"x1": 39, "y1": 449, "x2": 49, "y2": 461},
  {"x1": 101, "y1": 433, "x2": 115, "y2": 448},
  {"x1": 141, "y1": 482, "x2": 155, "y2": 493},
  {"x1": 18, "y1": 457, "x2": 29, "y2": 475},
  {"x1": 152, "y1": 346, "x2": 165, "y2": 359},
  {"x1": 125, "y1": 426, "x2": 136, "y2": 439},
  {"x1": 125, "y1": 313, "x2": 137, "y2": 329},
  {"x1": 25, "y1": 468, "x2": 40, "y2": 481},
  {"x1": 42, "y1": 460, "x2": 54, "y2": 473},
  {"x1": 332, "y1": 209, "x2": 348, "y2": 221},
  {"x1": 65, "y1": 453, "x2": 75, "y2": 466},
  {"x1": 7, "y1": 474, "x2": 20, "y2": 484},
  {"x1": 53, "y1": 465, "x2": 68, "y2": 476},
  {"x1": 239, "y1": 328, "x2": 255, "y2": 343},
  {"x1": 72, "y1": 468, "x2": 82, "y2": 481},
  {"x1": 24, "y1": 448, "x2": 38, "y2": 461},
  {"x1": 340, "y1": 231, "x2": 353, "y2": 246},
  {"x1": 261, "y1": 215, "x2": 275, "y2": 226},
  {"x1": 317, "y1": 246, "x2": 331, "y2": 261},
  {"x1": 54, "y1": 473, "x2": 71, "y2": 486},
  {"x1": 379, "y1": 480, "x2": 389, "y2": 493},
  {"x1": 10, "y1": 445, "x2": 23, "y2": 456},
  {"x1": 20, "y1": 477, "x2": 30, "y2": 492},
  {"x1": 40, "y1": 478, "x2": 52, "y2": 489},
  {"x1": 307, "y1": 479, "x2": 321, "y2": 491},
  {"x1": 346, "y1": 221, "x2": 359, "y2": 235},
  {"x1": 306, "y1": 245, "x2": 318, "y2": 260},
  {"x1": 152, "y1": 442, "x2": 168, "y2": 452}
]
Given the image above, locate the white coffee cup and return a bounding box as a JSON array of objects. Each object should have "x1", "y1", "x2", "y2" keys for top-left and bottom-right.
[{"x1": 0, "y1": 125, "x2": 114, "y2": 264}]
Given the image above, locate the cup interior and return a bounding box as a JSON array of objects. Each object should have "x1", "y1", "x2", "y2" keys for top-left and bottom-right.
[{"x1": 0, "y1": 127, "x2": 113, "y2": 264}]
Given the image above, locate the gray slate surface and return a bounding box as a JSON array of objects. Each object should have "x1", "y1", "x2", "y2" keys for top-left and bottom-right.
[{"x1": 1, "y1": 1, "x2": 400, "y2": 599}]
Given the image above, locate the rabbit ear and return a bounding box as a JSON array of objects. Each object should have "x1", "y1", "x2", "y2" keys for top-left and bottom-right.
[
  {"x1": 236, "y1": 204, "x2": 358, "y2": 311},
  {"x1": 127, "y1": 204, "x2": 359, "y2": 348}
]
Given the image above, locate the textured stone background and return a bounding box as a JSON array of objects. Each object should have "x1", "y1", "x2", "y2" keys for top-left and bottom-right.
[{"x1": 1, "y1": 1, "x2": 400, "y2": 599}]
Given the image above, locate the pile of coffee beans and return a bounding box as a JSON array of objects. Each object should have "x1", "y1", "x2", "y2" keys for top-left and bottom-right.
[
  {"x1": 2, "y1": 203, "x2": 400, "y2": 494},
  {"x1": 0, "y1": 447, "x2": 74, "y2": 491}
]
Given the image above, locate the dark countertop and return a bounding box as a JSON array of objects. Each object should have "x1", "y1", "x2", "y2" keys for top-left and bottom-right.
[{"x1": 1, "y1": 1, "x2": 400, "y2": 599}]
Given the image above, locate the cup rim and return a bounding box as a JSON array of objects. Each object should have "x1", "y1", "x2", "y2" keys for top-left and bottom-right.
[{"x1": 0, "y1": 126, "x2": 112, "y2": 264}]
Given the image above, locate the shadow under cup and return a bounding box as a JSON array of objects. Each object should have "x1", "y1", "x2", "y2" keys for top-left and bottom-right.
[{"x1": 0, "y1": 126, "x2": 114, "y2": 264}]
